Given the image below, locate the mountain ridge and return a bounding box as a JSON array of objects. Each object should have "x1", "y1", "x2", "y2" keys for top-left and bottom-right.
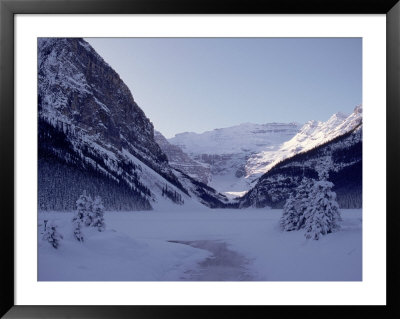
[
  {"x1": 245, "y1": 105, "x2": 362, "y2": 179},
  {"x1": 38, "y1": 38, "x2": 227, "y2": 210},
  {"x1": 167, "y1": 107, "x2": 361, "y2": 196},
  {"x1": 238, "y1": 123, "x2": 362, "y2": 209},
  {"x1": 154, "y1": 130, "x2": 211, "y2": 184}
]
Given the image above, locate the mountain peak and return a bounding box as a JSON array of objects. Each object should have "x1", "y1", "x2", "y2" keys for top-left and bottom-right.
[
  {"x1": 245, "y1": 105, "x2": 363, "y2": 180},
  {"x1": 38, "y1": 37, "x2": 229, "y2": 210},
  {"x1": 354, "y1": 104, "x2": 362, "y2": 114},
  {"x1": 332, "y1": 111, "x2": 348, "y2": 119}
]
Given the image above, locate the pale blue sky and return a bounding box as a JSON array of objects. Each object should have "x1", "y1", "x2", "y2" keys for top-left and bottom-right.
[{"x1": 86, "y1": 38, "x2": 361, "y2": 138}]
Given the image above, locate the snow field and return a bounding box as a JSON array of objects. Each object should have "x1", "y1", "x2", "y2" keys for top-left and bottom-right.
[{"x1": 38, "y1": 208, "x2": 362, "y2": 281}]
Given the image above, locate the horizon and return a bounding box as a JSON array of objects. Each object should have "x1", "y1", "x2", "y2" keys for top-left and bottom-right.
[
  {"x1": 161, "y1": 107, "x2": 360, "y2": 138},
  {"x1": 165, "y1": 120, "x2": 303, "y2": 137},
  {"x1": 86, "y1": 38, "x2": 362, "y2": 138}
]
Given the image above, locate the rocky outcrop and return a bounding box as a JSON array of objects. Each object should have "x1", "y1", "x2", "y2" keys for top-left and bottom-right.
[
  {"x1": 38, "y1": 38, "x2": 170, "y2": 173},
  {"x1": 154, "y1": 131, "x2": 211, "y2": 184}
]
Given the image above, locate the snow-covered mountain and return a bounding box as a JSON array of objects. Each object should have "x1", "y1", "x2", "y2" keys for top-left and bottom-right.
[
  {"x1": 169, "y1": 122, "x2": 302, "y2": 155},
  {"x1": 239, "y1": 123, "x2": 362, "y2": 209},
  {"x1": 168, "y1": 107, "x2": 362, "y2": 197},
  {"x1": 154, "y1": 131, "x2": 211, "y2": 184},
  {"x1": 246, "y1": 105, "x2": 363, "y2": 179},
  {"x1": 168, "y1": 123, "x2": 301, "y2": 195},
  {"x1": 38, "y1": 38, "x2": 227, "y2": 210}
]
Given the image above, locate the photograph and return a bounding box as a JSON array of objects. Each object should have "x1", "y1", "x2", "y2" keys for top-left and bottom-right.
[
  {"x1": 1, "y1": 0, "x2": 398, "y2": 316},
  {"x1": 37, "y1": 37, "x2": 363, "y2": 282}
]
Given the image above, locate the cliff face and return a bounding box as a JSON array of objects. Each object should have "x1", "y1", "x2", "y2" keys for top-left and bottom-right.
[
  {"x1": 38, "y1": 38, "x2": 177, "y2": 210},
  {"x1": 38, "y1": 38, "x2": 229, "y2": 211},
  {"x1": 38, "y1": 38, "x2": 168, "y2": 170},
  {"x1": 154, "y1": 131, "x2": 211, "y2": 185}
]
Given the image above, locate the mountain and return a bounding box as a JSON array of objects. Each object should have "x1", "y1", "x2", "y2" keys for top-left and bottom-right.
[
  {"x1": 172, "y1": 169, "x2": 231, "y2": 208},
  {"x1": 168, "y1": 122, "x2": 301, "y2": 195},
  {"x1": 168, "y1": 107, "x2": 362, "y2": 199},
  {"x1": 154, "y1": 131, "x2": 229, "y2": 207},
  {"x1": 245, "y1": 106, "x2": 363, "y2": 179},
  {"x1": 169, "y1": 122, "x2": 302, "y2": 155},
  {"x1": 38, "y1": 38, "x2": 226, "y2": 211},
  {"x1": 154, "y1": 131, "x2": 211, "y2": 184},
  {"x1": 238, "y1": 123, "x2": 362, "y2": 209}
]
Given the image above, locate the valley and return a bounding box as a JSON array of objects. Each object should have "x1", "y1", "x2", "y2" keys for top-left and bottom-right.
[{"x1": 37, "y1": 37, "x2": 363, "y2": 283}]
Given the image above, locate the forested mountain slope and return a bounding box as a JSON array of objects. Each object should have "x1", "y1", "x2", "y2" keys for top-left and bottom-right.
[{"x1": 239, "y1": 125, "x2": 362, "y2": 209}]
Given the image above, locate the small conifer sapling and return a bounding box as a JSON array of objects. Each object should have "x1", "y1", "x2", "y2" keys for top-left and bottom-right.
[{"x1": 42, "y1": 221, "x2": 63, "y2": 249}]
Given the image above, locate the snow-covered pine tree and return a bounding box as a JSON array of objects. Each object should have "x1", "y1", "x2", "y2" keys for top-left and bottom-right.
[
  {"x1": 75, "y1": 190, "x2": 93, "y2": 226},
  {"x1": 315, "y1": 155, "x2": 333, "y2": 181},
  {"x1": 280, "y1": 177, "x2": 314, "y2": 232},
  {"x1": 40, "y1": 220, "x2": 49, "y2": 235},
  {"x1": 280, "y1": 193, "x2": 298, "y2": 231},
  {"x1": 72, "y1": 217, "x2": 84, "y2": 242},
  {"x1": 72, "y1": 190, "x2": 92, "y2": 242},
  {"x1": 303, "y1": 174, "x2": 341, "y2": 240},
  {"x1": 42, "y1": 221, "x2": 63, "y2": 249},
  {"x1": 293, "y1": 177, "x2": 314, "y2": 230},
  {"x1": 76, "y1": 190, "x2": 90, "y2": 220},
  {"x1": 84, "y1": 196, "x2": 94, "y2": 227},
  {"x1": 91, "y1": 196, "x2": 106, "y2": 232}
]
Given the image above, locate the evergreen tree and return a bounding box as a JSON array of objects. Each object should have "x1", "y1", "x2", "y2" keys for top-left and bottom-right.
[
  {"x1": 72, "y1": 190, "x2": 92, "y2": 242},
  {"x1": 280, "y1": 161, "x2": 342, "y2": 240},
  {"x1": 75, "y1": 190, "x2": 93, "y2": 226},
  {"x1": 42, "y1": 221, "x2": 63, "y2": 249},
  {"x1": 161, "y1": 183, "x2": 184, "y2": 204},
  {"x1": 303, "y1": 180, "x2": 342, "y2": 240},
  {"x1": 315, "y1": 155, "x2": 333, "y2": 181},
  {"x1": 293, "y1": 177, "x2": 313, "y2": 229},
  {"x1": 280, "y1": 177, "x2": 313, "y2": 231},
  {"x1": 280, "y1": 193, "x2": 298, "y2": 231},
  {"x1": 72, "y1": 215, "x2": 84, "y2": 242},
  {"x1": 91, "y1": 196, "x2": 106, "y2": 232}
]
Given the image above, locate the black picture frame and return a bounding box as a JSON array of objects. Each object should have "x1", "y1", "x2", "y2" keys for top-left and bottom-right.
[{"x1": 1, "y1": 0, "x2": 399, "y2": 318}]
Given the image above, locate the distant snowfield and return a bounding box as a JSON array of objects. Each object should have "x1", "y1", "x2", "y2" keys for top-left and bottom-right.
[
  {"x1": 167, "y1": 106, "x2": 362, "y2": 195},
  {"x1": 38, "y1": 208, "x2": 362, "y2": 281}
]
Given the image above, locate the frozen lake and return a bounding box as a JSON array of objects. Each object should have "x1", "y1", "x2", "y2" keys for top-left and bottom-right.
[
  {"x1": 38, "y1": 208, "x2": 362, "y2": 281},
  {"x1": 169, "y1": 240, "x2": 253, "y2": 281}
]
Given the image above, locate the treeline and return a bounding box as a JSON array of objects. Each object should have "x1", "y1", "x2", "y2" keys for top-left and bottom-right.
[
  {"x1": 176, "y1": 170, "x2": 231, "y2": 208},
  {"x1": 239, "y1": 128, "x2": 362, "y2": 209},
  {"x1": 38, "y1": 117, "x2": 152, "y2": 211},
  {"x1": 331, "y1": 161, "x2": 362, "y2": 209},
  {"x1": 38, "y1": 158, "x2": 152, "y2": 211},
  {"x1": 263, "y1": 124, "x2": 362, "y2": 174},
  {"x1": 161, "y1": 184, "x2": 184, "y2": 205}
]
